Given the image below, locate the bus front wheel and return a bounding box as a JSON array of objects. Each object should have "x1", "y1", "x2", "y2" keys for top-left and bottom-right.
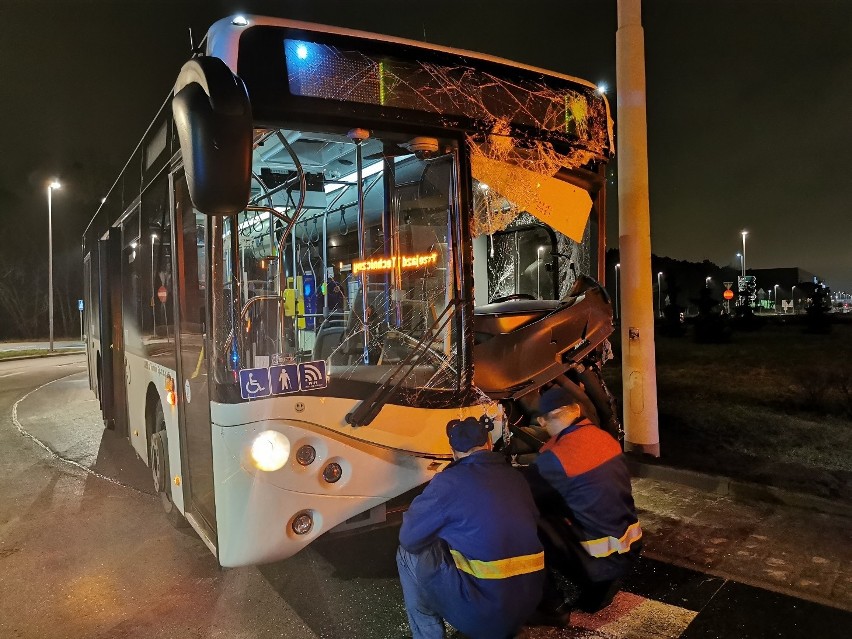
[{"x1": 150, "y1": 403, "x2": 188, "y2": 528}]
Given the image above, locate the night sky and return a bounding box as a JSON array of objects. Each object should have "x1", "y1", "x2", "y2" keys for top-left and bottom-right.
[{"x1": 1, "y1": 0, "x2": 850, "y2": 292}]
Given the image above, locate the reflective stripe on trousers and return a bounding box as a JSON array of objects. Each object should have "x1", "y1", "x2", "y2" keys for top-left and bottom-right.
[
  {"x1": 450, "y1": 549, "x2": 545, "y2": 579},
  {"x1": 580, "y1": 521, "x2": 643, "y2": 558}
]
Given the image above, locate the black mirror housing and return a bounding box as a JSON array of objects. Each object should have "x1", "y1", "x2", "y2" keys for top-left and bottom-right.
[{"x1": 173, "y1": 56, "x2": 252, "y2": 215}]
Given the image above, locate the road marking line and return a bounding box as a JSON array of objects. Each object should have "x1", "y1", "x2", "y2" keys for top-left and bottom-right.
[
  {"x1": 9, "y1": 371, "x2": 150, "y2": 495},
  {"x1": 0, "y1": 371, "x2": 23, "y2": 378}
]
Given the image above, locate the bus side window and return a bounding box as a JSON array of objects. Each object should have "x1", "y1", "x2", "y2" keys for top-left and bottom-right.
[
  {"x1": 142, "y1": 178, "x2": 173, "y2": 345},
  {"x1": 121, "y1": 206, "x2": 142, "y2": 353}
]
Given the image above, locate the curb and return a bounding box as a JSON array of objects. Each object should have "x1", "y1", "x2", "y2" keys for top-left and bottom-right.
[
  {"x1": 0, "y1": 349, "x2": 85, "y2": 363},
  {"x1": 626, "y1": 457, "x2": 852, "y2": 519}
]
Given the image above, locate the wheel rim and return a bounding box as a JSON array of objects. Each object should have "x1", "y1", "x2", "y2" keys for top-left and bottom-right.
[{"x1": 151, "y1": 436, "x2": 165, "y2": 493}]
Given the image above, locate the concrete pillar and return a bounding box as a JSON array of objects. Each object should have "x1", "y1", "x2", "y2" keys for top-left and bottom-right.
[{"x1": 616, "y1": 0, "x2": 660, "y2": 455}]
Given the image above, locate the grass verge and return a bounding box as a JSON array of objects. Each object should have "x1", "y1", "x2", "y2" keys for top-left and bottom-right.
[
  {"x1": 604, "y1": 318, "x2": 852, "y2": 503},
  {"x1": 0, "y1": 349, "x2": 83, "y2": 361}
]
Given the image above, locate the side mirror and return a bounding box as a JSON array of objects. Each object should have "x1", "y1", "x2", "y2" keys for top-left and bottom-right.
[{"x1": 173, "y1": 56, "x2": 252, "y2": 215}]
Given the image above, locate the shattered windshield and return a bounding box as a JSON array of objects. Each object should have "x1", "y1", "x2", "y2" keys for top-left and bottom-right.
[
  {"x1": 468, "y1": 125, "x2": 595, "y2": 304},
  {"x1": 209, "y1": 127, "x2": 464, "y2": 404}
]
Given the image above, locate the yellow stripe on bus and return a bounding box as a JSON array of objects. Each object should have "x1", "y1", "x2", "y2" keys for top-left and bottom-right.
[{"x1": 450, "y1": 549, "x2": 544, "y2": 580}]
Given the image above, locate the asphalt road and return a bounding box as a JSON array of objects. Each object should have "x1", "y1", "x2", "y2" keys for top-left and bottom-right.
[{"x1": 2, "y1": 355, "x2": 850, "y2": 638}]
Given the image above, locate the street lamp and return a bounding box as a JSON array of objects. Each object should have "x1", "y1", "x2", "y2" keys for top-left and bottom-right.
[
  {"x1": 615, "y1": 263, "x2": 620, "y2": 320},
  {"x1": 773, "y1": 284, "x2": 779, "y2": 312},
  {"x1": 47, "y1": 180, "x2": 61, "y2": 353},
  {"x1": 657, "y1": 271, "x2": 664, "y2": 318},
  {"x1": 705, "y1": 276, "x2": 712, "y2": 288},
  {"x1": 741, "y1": 230, "x2": 748, "y2": 278},
  {"x1": 791, "y1": 285, "x2": 796, "y2": 314}
]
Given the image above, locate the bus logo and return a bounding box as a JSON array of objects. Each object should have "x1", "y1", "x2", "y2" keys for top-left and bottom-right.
[{"x1": 298, "y1": 361, "x2": 327, "y2": 390}]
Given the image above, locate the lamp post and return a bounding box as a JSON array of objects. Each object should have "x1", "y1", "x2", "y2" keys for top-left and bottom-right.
[
  {"x1": 774, "y1": 284, "x2": 779, "y2": 312},
  {"x1": 741, "y1": 230, "x2": 748, "y2": 278},
  {"x1": 791, "y1": 285, "x2": 796, "y2": 314},
  {"x1": 657, "y1": 271, "x2": 663, "y2": 318},
  {"x1": 705, "y1": 276, "x2": 711, "y2": 289},
  {"x1": 615, "y1": 263, "x2": 620, "y2": 320},
  {"x1": 47, "y1": 180, "x2": 61, "y2": 353}
]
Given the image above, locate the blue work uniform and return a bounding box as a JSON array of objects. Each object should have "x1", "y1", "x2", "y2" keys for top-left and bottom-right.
[
  {"x1": 527, "y1": 418, "x2": 642, "y2": 584},
  {"x1": 398, "y1": 450, "x2": 545, "y2": 639}
]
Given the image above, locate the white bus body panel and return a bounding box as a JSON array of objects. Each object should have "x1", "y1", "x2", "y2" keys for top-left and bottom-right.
[
  {"x1": 210, "y1": 397, "x2": 492, "y2": 567},
  {"x1": 124, "y1": 351, "x2": 185, "y2": 515}
]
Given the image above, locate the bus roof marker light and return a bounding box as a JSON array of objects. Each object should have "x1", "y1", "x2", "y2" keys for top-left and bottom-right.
[
  {"x1": 597, "y1": 83, "x2": 607, "y2": 94},
  {"x1": 231, "y1": 15, "x2": 249, "y2": 26}
]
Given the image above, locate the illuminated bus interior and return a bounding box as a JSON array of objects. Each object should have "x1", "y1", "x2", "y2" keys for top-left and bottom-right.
[{"x1": 208, "y1": 127, "x2": 464, "y2": 404}]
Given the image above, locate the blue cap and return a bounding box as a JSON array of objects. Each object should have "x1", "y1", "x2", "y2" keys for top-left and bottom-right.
[
  {"x1": 537, "y1": 386, "x2": 577, "y2": 416},
  {"x1": 446, "y1": 416, "x2": 493, "y2": 452}
]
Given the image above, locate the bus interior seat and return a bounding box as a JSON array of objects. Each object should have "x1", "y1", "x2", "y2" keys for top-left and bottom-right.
[{"x1": 312, "y1": 319, "x2": 346, "y2": 362}]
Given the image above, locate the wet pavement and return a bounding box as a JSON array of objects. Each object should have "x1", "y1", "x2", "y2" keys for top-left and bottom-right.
[
  {"x1": 2, "y1": 354, "x2": 851, "y2": 637},
  {"x1": 633, "y1": 477, "x2": 852, "y2": 612}
]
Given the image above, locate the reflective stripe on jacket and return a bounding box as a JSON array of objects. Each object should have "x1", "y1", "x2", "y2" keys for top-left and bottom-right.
[
  {"x1": 450, "y1": 548, "x2": 545, "y2": 579},
  {"x1": 400, "y1": 451, "x2": 545, "y2": 638},
  {"x1": 531, "y1": 419, "x2": 641, "y2": 580},
  {"x1": 580, "y1": 521, "x2": 643, "y2": 558}
]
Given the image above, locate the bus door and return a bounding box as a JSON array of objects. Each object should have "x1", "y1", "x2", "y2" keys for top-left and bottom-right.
[
  {"x1": 97, "y1": 228, "x2": 128, "y2": 436},
  {"x1": 172, "y1": 170, "x2": 217, "y2": 543}
]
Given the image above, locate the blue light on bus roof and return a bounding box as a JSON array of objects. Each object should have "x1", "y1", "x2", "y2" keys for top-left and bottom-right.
[{"x1": 285, "y1": 40, "x2": 315, "y2": 64}]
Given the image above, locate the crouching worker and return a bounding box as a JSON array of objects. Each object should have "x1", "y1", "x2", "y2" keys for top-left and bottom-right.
[
  {"x1": 397, "y1": 415, "x2": 545, "y2": 639},
  {"x1": 525, "y1": 386, "x2": 642, "y2": 616}
]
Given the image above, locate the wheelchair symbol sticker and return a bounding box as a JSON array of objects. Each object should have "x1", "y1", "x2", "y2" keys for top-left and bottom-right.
[
  {"x1": 298, "y1": 360, "x2": 327, "y2": 391},
  {"x1": 270, "y1": 364, "x2": 300, "y2": 395},
  {"x1": 238, "y1": 367, "x2": 271, "y2": 400}
]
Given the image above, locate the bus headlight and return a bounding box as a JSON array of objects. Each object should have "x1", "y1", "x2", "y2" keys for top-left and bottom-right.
[{"x1": 250, "y1": 431, "x2": 291, "y2": 471}]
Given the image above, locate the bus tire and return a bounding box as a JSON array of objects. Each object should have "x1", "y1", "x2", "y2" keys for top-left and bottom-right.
[{"x1": 150, "y1": 403, "x2": 188, "y2": 528}]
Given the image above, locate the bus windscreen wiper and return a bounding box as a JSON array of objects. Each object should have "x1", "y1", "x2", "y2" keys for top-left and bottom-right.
[{"x1": 345, "y1": 299, "x2": 460, "y2": 427}]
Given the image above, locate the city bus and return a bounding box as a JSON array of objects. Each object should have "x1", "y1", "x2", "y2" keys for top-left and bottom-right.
[{"x1": 82, "y1": 15, "x2": 616, "y2": 567}]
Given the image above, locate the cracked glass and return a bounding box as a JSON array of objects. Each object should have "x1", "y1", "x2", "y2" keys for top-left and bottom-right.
[{"x1": 210, "y1": 127, "x2": 464, "y2": 405}]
